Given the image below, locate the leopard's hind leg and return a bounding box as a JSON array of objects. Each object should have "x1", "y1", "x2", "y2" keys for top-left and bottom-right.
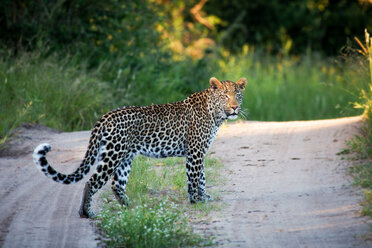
[
  {"x1": 79, "y1": 147, "x2": 121, "y2": 218},
  {"x1": 111, "y1": 154, "x2": 134, "y2": 206}
]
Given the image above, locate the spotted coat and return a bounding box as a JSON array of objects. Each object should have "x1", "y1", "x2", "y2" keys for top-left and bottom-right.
[{"x1": 33, "y1": 77, "x2": 247, "y2": 218}]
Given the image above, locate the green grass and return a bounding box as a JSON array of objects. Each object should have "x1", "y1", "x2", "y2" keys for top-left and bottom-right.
[
  {"x1": 99, "y1": 200, "x2": 203, "y2": 248},
  {"x1": 0, "y1": 52, "x2": 109, "y2": 144},
  {"x1": 215, "y1": 49, "x2": 367, "y2": 121},
  {"x1": 1, "y1": 49, "x2": 368, "y2": 145},
  {"x1": 349, "y1": 162, "x2": 372, "y2": 218},
  {"x1": 350, "y1": 163, "x2": 372, "y2": 189},
  {"x1": 97, "y1": 155, "x2": 223, "y2": 247},
  {"x1": 345, "y1": 29, "x2": 372, "y2": 219}
]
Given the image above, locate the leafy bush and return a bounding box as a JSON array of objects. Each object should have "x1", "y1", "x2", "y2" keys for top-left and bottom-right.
[
  {"x1": 0, "y1": 0, "x2": 161, "y2": 53},
  {"x1": 205, "y1": 0, "x2": 372, "y2": 55},
  {"x1": 99, "y1": 201, "x2": 203, "y2": 248}
]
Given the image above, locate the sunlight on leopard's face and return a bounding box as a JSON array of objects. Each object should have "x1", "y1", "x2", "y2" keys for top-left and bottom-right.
[{"x1": 209, "y1": 77, "x2": 246, "y2": 120}]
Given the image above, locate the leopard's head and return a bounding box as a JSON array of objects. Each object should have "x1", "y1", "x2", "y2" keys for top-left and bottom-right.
[{"x1": 209, "y1": 77, "x2": 247, "y2": 120}]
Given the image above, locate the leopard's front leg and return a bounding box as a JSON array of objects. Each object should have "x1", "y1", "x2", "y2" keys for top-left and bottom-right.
[
  {"x1": 186, "y1": 154, "x2": 201, "y2": 203},
  {"x1": 198, "y1": 166, "x2": 213, "y2": 201},
  {"x1": 186, "y1": 154, "x2": 212, "y2": 203},
  {"x1": 185, "y1": 118, "x2": 216, "y2": 203}
]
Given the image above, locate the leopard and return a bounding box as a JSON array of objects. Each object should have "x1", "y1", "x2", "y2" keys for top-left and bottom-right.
[{"x1": 33, "y1": 77, "x2": 246, "y2": 218}]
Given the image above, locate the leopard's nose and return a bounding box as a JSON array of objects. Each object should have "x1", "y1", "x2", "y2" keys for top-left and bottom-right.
[{"x1": 231, "y1": 105, "x2": 238, "y2": 110}]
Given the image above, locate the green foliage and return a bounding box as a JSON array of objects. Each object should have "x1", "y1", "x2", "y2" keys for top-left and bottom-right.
[
  {"x1": 0, "y1": 0, "x2": 161, "y2": 54},
  {"x1": 213, "y1": 48, "x2": 367, "y2": 121},
  {"x1": 0, "y1": 1, "x2": 369, "y2": 143},
  {"x1": 205, "y1": 0, "x2": 372, "y2": 55},
  {"x1": 125, "y1": 155, "x2": 222, "y2": 206},
  {"x1": 99, "y1": 200, "x2": 204, "y2": 248},
  {"x1": 1, "y1": 48, "x2": 368, "y2": 143},
  {"x1": 350, "y1": 163, "x2": 372, "y2": 218},
  {"x1": 361, "y1": 190, "x2": 372, "y2": 217},
  {"x1": 97, "y1": 155, "x2": 222, "y2": 247},
  {"x1": 104, "y1": 56, "x2": 211, "y2": 107},
  {"x1": 351, "y1": 163, "x2": 372, "y2": 189},
  {"x1": 0, "y1": 52, "x2": 108, "y2": 143},
  {"x1": 1, "y1": 0, "x2": 371, "y2": 57},
  {"x1": 348, "y1": 30, "x2": 372, "y2": 158},
  {"x1": 346, "y1": 29, "x2": 372, "y2": 221}
]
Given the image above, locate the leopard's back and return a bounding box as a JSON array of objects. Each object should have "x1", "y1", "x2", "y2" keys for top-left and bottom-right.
[{"x1": 103, "y1": 102, "x2": 190, "y2": 158}]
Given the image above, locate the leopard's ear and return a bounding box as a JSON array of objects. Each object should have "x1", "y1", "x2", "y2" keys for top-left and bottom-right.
[
  {"x1": 209, "y1": 77, "x2": 223, "y2": 90},
  {"x1": 236, "y1": 78, "x2": 247, "y2": 91}
]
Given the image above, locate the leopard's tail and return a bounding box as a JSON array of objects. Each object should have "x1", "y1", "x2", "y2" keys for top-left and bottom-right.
[{"x1": 33, "y1": 126, "x2": 102, "y2": 184}]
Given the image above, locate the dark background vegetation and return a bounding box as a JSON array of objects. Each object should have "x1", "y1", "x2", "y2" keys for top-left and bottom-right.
[
  {"x1": 1, "y1": 0, "x2": 371, "y2": 55},
  {"x1": 0, "y1": 0, "x2": 372, "y2": 140},
  {"x1": 206, "y1": 0, "x2": 372, "y2": 54}
]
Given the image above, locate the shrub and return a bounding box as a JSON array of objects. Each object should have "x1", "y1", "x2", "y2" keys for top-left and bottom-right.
[{"x1": 98, "y1": 200, "x2": 203, "y2": 248}]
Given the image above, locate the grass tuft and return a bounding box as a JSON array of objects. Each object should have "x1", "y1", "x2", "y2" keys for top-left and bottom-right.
[
  {"x1": 346, "y1": 29, "x2": 372, "y2": 219},
  {"x1": 98, "y1": 200, "x2": 204, "y2": 248},
  {"x1": 96, "y1": 155, "x2": 222, "y2": 247}
]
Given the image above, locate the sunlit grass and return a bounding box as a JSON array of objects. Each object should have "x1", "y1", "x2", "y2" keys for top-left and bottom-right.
[
  {"x1": 99, "y1": 200, "x2": 205, "y2": 248},
  {"x1": 124, "y1": 155, "x2": 223, "y2": 208},
  {"x1": 97, "y1": 155, "x2": 223, "y2": 247},
  {"x1": 1, "y1": 47, "x2": 369, "y2": 145},
  {"x1": 214, "y1": 48, "x2": 368, "y2": 121},
  {"x1": 346, "y1": 29, "x2": 372, "y2": 222}
]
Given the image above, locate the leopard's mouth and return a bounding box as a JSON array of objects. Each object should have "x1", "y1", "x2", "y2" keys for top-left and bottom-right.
[
  {"x1": 227, "y1": 113, "x2": 238, "y2": 120},
  {"x1": 224, "y1": 107, "x2": 239, "y2": 120}
]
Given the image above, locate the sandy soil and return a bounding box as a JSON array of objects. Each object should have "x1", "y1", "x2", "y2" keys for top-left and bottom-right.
[
  {"x1": 0, "y1": 117, "x2": 371, "y2": 247},
  {"x1": 204, "y1": 116, "x2": 372, "y2": 247}
]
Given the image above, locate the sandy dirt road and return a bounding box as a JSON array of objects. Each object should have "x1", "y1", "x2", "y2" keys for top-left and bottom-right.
[
  {"x1": 205, "y1": 116, "x2": 372, "y2": 247},
  {"x1": 0, "y1": 117, "x2": 371, "y2": 247}
]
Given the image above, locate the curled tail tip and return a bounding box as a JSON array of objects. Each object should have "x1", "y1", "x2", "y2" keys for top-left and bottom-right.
[
  {"x1": 33, "y1": 144, "x2": 51, "y2": 162},
  {"x1": 34, "y1": 143, "x2": 51, "y2": 155}
]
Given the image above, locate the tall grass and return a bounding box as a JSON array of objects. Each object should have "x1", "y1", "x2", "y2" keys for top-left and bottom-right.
[
  {"x1": 0, "y1": 47, "x2": 368, "y2": 144},
  {"x1": 348, "y1": 30, "x2": 372, "y2": 158},
  {"x1": 97, "y1": 155, "x2": 222, "y2": 247},
  {"x1": 0, "y1": 52, "x2": 110, "y2": 144},
  {"x1": 215, "y1": 47, "x2": 368, "y2": 120},
  {"x1": 347, "y1": 29, "x2": 372, "y2": 220}
]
